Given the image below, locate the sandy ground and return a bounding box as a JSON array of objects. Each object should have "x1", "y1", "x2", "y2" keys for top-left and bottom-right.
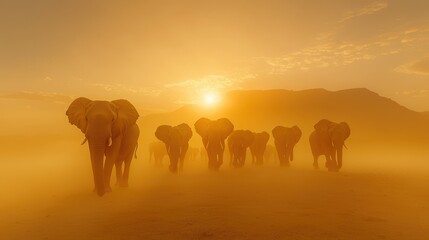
[{"x1": 1, "y1": 138, "x2": 429, "y2": 240}]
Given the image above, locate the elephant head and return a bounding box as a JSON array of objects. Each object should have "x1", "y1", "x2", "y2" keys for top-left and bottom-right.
[
  {"x1": 194, "y1": 117, "x2": 234, "y2": 170},
  {"x1": 313, "y1": 119, "x2": 350, "y2": 170},
  {"x1": 66, "y1": 97, "x2": 139, "y2": 196},
  {"x1": 155, "y1": 123, "x2": 193, "y2": 173},
  {"x1": 227, "y1": 130, "x2": 255, "y2": 168},
  {"x1": 272, "y1": 125, "x2": 302, "y2": 166},
  {"x1": 249, "y1": 131, "x2": 270, "y2": 165}
]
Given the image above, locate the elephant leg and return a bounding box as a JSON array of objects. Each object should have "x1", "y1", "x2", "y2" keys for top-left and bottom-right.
[
  {"x1": 284, "y1": 151, "x2": 290, "y2": 167},
  {"x1": 217, "y1": 151, "x2": 224, "y2": 169},
  {"x1": 313, "y1": 155, "x2": 319, "y2": 169},
  {"x1": 324, "y1": 154, "x2": 331, "y2": 168},
  {"x1": 329, "y1": 149, "x2": 338, "y2": 171},
  {"x1": 179, "y1": 157, "x2": 184, "y2": 171},
  {"x1": 104, "y1": 137, "x2": 123, "y2": 192},
  {"x1": 115, "y1": 160, "x2": 123, "y2": 186},
  {"x1": 121, "y1": 152, "x2": 133, "y2": 187}
]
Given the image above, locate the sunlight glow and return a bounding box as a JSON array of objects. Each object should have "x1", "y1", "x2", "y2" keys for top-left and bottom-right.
[{"x1": 203, "y1": 92, "x2": 220, "y2": 106}]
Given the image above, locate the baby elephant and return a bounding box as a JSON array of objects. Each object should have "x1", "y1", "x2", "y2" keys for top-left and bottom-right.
[{"x1": 155, "y1": 124, "x2": 193, "y2": 173}]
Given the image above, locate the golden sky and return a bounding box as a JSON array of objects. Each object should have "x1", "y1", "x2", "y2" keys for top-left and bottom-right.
[{"x1": 1, "y1": 0, "x2": 429, "y2": 112}]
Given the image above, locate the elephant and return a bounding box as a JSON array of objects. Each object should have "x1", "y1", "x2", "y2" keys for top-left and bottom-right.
[
  {"x1": 155, "y1": 123, "x2": 193, "y2": 173},
  {"x1": 263, "y1": 144, "x2": 278, "y2": 164},
  {"x1": 272, "y1": 125, "x2": 302, "y2": 166},
  {"x1": 309, "y1": 119, "x2": 350, "y2": 171},
  {"x1": 249, "y1": 131, "x2": 270, "y2": 165},
  {"x1": 200, "y1": 146, "x2": 208, "y2": 162},
  {"x1": 185, "y1": 146, "x2": 199, "y2": 162},
  {"x1": 66, "y1": 97, "x2": 139, "y2": 196},
  {"x1": 149, "y1": 141, "x2": 167, "y2": 167},
  {"x1": 194, "y1": 117, "x2": 234, "y2": 170},
  {"x1": 227, "y1": 130, "x2": 255, "y2": 168}
]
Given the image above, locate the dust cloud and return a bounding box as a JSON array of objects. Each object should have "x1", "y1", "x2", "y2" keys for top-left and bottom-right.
[{"x1": 1, "y1": 91, "x2": 429, "y2": 240}]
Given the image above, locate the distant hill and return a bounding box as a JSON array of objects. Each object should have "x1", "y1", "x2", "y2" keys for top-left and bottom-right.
[{"x1": 140, "y1": 88, "x2": 429, "y2": 150}]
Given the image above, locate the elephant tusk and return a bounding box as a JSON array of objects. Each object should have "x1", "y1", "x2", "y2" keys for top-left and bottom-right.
[
  {"x1": 81, "y1": 138, "x2": 88, "y2": 145},
  {"x1": 343, "y1": 143, "x2": 348, "y2": 150},
  {"x1": 107, "y1": 137, "x2": 113, "y2": 147}
]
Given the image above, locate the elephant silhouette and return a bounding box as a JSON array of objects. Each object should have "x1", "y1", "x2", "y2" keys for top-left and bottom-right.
[
  {"x1": 155, "y1": 123, "x2": 193, "y2": 173},
  {"x1": 227, "y1": 130, "x2": 255, "y2": 168},
  {"x1": 66, "y1": 97, "x2": 139, "y2": 196},
  {"x1": 272, "y1": 125, "x2": 302, "y2": 167},
  {"x1": 149, "y1": 141, "x2": 167, "y2": 167},
  {"x1": 249, "y1": 131, "x2": 270, "y2": 165},
  {"x1": 310, "y1": 119, "x2": 350, "y2": 171},
  {"x1": 263, "y1": 144, "x2": 278, "y2": 165},
  {"x1": 185, "y1": 146, "x2": 199, "y2": 162},
  {"x1": 194, "y1": 117, "x2": 234, "y2": 170}
]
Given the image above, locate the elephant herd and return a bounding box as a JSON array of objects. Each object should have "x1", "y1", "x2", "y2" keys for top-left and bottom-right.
[{"x1": 66, "y1": 98, "x2": 350, "y2": 196}]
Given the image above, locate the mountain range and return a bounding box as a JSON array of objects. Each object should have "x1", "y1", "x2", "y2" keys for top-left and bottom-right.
[{"x1": 140, "y1": 88, "x2": 429, "y2": 150}]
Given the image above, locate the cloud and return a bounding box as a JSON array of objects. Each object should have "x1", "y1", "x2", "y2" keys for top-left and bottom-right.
[
  {"x1": 339, "y1": 0, "x2": 388, "y2": 23},
  {"x1": 395, "y1": 89, "x2": 429, "y2": 98},
  {"x1": 395, "y1": 56, "x2": 429, "y2": 76},
  {"x1": 90, "y1": 83, "x2": 161, "y2": 96},
  {"x1": 164, "y1": 75, "x2": 235, "y2": 90},
  {"x1": 396, "y1": 57, "x2": 429, "y2": 76},
  {"x1": 0, "y1": 91, "x2": 73, "y2": 104},
  {"x1": 257, "y1": 25, "x2": 429, "y2": 74}
]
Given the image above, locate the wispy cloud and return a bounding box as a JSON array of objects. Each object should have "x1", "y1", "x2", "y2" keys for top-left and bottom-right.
[
  {"x1": 396, "y1": 57, "x2": 429, "y2": 76},
  {"x1": 339, "y1": 0, "x2": 388, "y2": 23},
  {"x1": 395, "y1": 89, "x2": 429, "y2": 98},
  {"x1": 164, "y1": 75, "x2": 235, "y2": 90},
  {"x1": 257, "y1": 25, "x2": 429, "y2": 74},
  {"x1": 90, "y1": 83, "x2": 161, "y2": 96},
  {"x1": 0, "y1": 91, "x2": 73, "y2": 104}
]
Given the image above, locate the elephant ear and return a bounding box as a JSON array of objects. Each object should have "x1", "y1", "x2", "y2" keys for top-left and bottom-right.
[
  {"x1": 177, "y1": 123, "x2": 193, "y2": 143},
  {"x1": 291, "y1": 125, "x2": 302, "y2": 144},
  {"x1": 194, "y1": 117, "x2": 212, "y2": 138},
  {"x1": 243, "y1": 130, "x2": 255, "y2": 147},
  {"x1": 155, "y1": 125, "x2": 172, "y2": 145},
  {"x1": 111, "y1": 99, "x2": 139, "y2": 135},
  {"x1": 314, "y1": 119, "x2": 335, "y2": 136},
  {"x1": 260, "y1": 131, "x2": 270, "y2": 143},
  {"x1": 66, "y1": 97, "x2": 92, "y2": 133},
  {"x1": 272, "y1": 126, "x2": 286, "y2": 140},
  {"x1": 338, "y1": 122, "x2": 351, "y2": 140},
  {"x1": 216, "y1": 118, "x2": 234, "y2": 140}
]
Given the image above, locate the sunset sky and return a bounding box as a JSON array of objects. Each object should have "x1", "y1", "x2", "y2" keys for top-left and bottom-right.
[{"x1": 1, "y1": 0, "x2": 429, "y2": 112}]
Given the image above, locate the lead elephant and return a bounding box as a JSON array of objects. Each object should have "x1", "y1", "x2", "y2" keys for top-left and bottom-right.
[
  {"x1": 66, "y1": 97, "x2": 139, "y2": 196},
  {"x1": 227, "y1": 130, "x2": 255, "y2": 168},
  {"x1": 194, "y1": 118, "x2": 234, "y2": 170},
  {"x1": 249, "y1": 131, "x2": 270, "y2": 165},
  {"x1": 272, "y1": 125, "x2": 302, "y2": 166},
  {"x1": 309, "y1": 119, "x2": 350, "y2": 171},
  {"x1": 155, "y1": 123, "x2": 193, "y2": 173},
  {"x1": 149, "y1": 141, "x2": 167, "y2": 167}
]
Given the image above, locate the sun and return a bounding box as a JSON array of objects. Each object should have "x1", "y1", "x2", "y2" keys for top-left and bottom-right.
[{"x1": 203, "y1": 92, "x2": 220, "y2": 106}]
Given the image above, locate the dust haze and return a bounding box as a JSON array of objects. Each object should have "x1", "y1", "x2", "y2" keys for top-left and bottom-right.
[{"x1": 1, "y1": 89, "x2": 429, "y2": 239}]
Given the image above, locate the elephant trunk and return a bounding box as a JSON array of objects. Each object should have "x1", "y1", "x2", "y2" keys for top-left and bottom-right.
[
  {"x1": 290, "y1": 146, "x2": 294, "y2": 162},
  {"x1": 88, "y1": 140, "x2": 107, "y2": 196}
]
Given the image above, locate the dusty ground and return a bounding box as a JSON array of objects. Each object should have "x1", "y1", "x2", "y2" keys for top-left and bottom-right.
[{"x1": 1, "y1": 137, "x2": 429, "y2": 240}]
